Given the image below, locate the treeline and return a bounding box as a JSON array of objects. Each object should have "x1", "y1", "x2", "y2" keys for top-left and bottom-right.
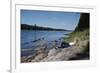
[{"x1": 21, "y1": 24, "x2": 72, "y2": 31}]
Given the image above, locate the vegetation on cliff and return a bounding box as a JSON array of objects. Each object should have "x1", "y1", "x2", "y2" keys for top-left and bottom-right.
[{"x1": 64, "y1": 13, "x2": 90, "y2": 60}]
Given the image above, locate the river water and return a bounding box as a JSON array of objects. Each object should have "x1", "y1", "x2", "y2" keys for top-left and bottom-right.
[{"x1": 21, "y1": 30, "x2": 71, "y2": 56}]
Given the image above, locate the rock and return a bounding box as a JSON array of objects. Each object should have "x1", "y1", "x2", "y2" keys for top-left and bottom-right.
[
  {"x1": 23, "y1": 39, "x2": 88, "y2": 62},
  {"x1": 41, "y1": 48, "x2": 62, "y2": 62},
  {"x1": 41, "y1": 47, "x2": 78, "y2": 61},
  {"x1": 21, "y1": 56, "x2": 28, "y2": 63},
  {"x1": 31, "y1": 53, "x2": 47, "y2": 62},
  {"x1": 48, "y1": 48, "x2": 57, "y2": 56},
  {"x1": 35, "y1": 47, "x2": 47, "y2": 54}
]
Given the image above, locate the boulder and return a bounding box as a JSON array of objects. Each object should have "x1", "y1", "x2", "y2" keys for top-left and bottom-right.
[
  {"x1": 31, "y1": 53, "x2": 47, "y2": 62},
  {"x1": 48, "y1": 48, "x2": 57, "y2": 56}
]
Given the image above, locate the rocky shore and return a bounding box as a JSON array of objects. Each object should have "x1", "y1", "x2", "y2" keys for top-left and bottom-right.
[{"x1": 21, "y1": 38, "x2": 89, "y2": 63}]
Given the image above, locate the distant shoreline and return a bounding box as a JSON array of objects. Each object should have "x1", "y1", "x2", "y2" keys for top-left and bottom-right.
[{"x1": 21, "y1": 24, "x2": 73, "y2": 31}]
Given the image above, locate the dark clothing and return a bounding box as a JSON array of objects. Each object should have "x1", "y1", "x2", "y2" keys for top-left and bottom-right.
[{"x1": 61, "y1": 42, "x2": 70, "y2": 48}]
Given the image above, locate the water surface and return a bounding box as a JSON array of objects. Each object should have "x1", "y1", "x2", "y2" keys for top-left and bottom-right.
[{"x1": 21, "y1": 30, "x2": 71, "y2": 56}]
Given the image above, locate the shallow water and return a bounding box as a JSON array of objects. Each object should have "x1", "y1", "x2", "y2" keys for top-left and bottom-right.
[{"x1": 21, "y1": 30, "x2": 71, "y2": 57}]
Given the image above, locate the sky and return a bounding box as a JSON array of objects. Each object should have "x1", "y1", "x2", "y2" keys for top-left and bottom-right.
[{"x1": 21, "y1": 10, "x2": 80, "y2": 30}]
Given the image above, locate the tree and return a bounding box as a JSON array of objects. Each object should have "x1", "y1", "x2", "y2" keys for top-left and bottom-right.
[{"x1": 75, "y1": 13, "x2": 90, "y2": 31}]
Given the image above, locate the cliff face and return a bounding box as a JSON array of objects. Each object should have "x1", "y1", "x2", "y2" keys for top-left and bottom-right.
[{"x1": 75, "y1": 13, "x2": 90, "y2": 31}]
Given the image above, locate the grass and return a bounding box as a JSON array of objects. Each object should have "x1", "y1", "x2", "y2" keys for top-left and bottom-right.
[
  {"x1": 63, "y1": 29, "x2": 90, "y2": 60},
  {"x1": 63, "y1": 29, "x2": 89, "y2": 42}
]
